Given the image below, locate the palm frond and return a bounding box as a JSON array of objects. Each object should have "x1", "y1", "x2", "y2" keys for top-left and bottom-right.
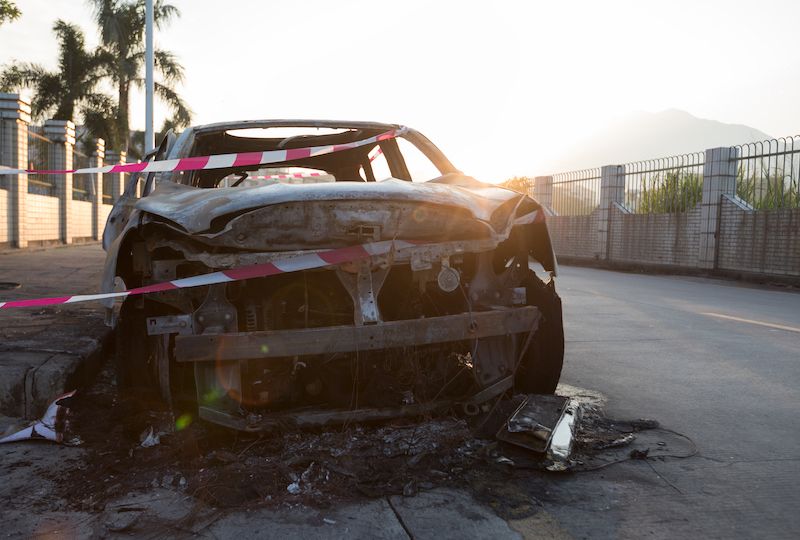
[
  {"x1": 150, "y1": 0, "x2": 180, "y2": 29},
  {"x1": 0, "y1": 62, "x2": 49, "y2": 90},
  {"x1": 153, "y1": 49, "x2": 184, "y2": 84},
  {"x1": 154, "y1": 81, "x2": 192, "y2": 128}
]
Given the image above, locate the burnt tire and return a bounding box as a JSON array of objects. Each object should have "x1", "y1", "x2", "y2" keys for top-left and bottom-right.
[
  {"x1": 514, "y1": 271, "x2": 564, "y2": 394},
  {"x1": 115, "y1": 299, "x2": 154, "y2": 391},
  {"x1": 116, "y1": 300, "x2": 195, "y2": 409}
]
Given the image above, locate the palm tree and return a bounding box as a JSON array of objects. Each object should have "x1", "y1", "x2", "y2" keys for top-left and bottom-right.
[
  {"x1": 0, "y1": 1, "x2": 21, "y2": 26},
  {"x1": 90, "y1": 0, "x2": 191, "y2": 155},
  {"x1": 0, "y1": 20, "x2": 117, "y2": 145}
]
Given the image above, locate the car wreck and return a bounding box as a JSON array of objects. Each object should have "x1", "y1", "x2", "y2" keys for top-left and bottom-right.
[{"x1": 101, "y1": 120, "x2": 564, "y2": 432}]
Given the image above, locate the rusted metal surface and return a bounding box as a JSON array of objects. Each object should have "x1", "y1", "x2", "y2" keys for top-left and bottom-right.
[
  {"x1": 175, "y1": 307, "x2": 539, "y2": 363},
  {"x1": 198, "y1": 400, "x2": 455, "y2": 431},
  {"x1": 135, "y1": 177, "x2": 525, "y2": 236}
]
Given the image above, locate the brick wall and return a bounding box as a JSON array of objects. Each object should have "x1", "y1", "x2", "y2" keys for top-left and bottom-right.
[
  {"x1": 547, "y1": 199, "x2": 799, "y2": 280},
  {"x1": 25, "y1": 194, "x2": 60, "y2": 242},
  {"x1": 608, "y1": 203, "x2": 701, "y2": 267},
  {"x1": 548, "y1": 210, "x2": 600, "y2": 259},
  {"x1": 99, "y1": 203, "x2": 112, "y2": 230},
  {"x1": 72, "y1": 199, "x2": 94, "y2": 240},
  {"x1": 717, "y1": 196, "x2": 800, "y2": 276},
  {"x1": 0, "y1": 190, "x2": 111, "y2": 246}
]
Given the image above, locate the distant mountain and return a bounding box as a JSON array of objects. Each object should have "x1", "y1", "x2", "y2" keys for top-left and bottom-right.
[{"x1": 545, "y1": 109, "x2": 773, "y2": 173}]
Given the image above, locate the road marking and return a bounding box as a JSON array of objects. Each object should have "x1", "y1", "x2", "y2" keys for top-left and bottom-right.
[{"x1": 701, "y1": 312, "x2": 800, "y2": 334}]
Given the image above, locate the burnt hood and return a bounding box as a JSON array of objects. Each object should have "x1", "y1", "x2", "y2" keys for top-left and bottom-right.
[{"x1": 136, "y1": 174, "x2": 534, "y2": 234}]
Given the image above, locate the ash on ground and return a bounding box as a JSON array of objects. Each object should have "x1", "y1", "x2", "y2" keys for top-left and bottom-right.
[{"x1": 47, "y1": 367, "x2": 678, "y2": 513}]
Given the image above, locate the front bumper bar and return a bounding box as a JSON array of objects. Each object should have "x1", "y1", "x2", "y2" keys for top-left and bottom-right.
[{"x1": 174, "y1": 305, "x2": 540, "y2": 363}]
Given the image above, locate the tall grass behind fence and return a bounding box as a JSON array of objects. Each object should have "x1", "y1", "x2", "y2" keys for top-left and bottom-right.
[
  {"x1": 27, "y1": 126, "x2": 56, "y2": 197},
  {"x1": 734, "y1": 137, "x2": 800, "y2": 209},
  {"x1": 624, "y1": 153, "x2": 705, "y2": 213},
  {"x1": 72, "y1": 148, "x2": 92, "y2": 201},
  {"x1": 551, "y1": 169, "x2": 601, "y2": 215}
]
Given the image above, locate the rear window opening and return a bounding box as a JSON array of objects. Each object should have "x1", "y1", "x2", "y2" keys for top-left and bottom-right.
[
  {"x1": 224, "y1": 127, "x2": 352, "y2": 140},
  {"x1": 180, "y1": 124, "x2": 448, "y2": 188},
  {"x1": 217, "y1": 167, "x2": 334, "y2": 187}
]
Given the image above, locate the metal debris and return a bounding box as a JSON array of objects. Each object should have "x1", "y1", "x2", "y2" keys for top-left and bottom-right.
[
  {"x1": 496, "y1": 394, "x2": 578, "y2": 460},
  {"x1": 547, "y1": 399, "x2": 580, "y2": 462},
  {"x1": 140, "y1": 427, "x2": 161, "y2": 448}
]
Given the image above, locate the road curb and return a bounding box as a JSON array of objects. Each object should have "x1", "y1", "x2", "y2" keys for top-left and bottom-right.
[{"x1": 0, "y1": 325, "x2": 113, "y2": 420}]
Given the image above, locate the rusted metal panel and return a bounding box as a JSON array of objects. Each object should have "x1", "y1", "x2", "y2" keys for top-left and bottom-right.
[
  {"x1": 135, "y1": 176, "x2": 527, "y2": 234},
  {"x1": 175, "y1": 306, "x2": 540, "y2": 363},
  {"x1": 198, "y1": 401, "x2": 454, "y2": 431}
]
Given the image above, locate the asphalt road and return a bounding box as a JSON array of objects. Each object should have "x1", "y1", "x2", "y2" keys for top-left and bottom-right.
[{"x1": 548, "y1": 265, "x2": 800, "y2": 539}]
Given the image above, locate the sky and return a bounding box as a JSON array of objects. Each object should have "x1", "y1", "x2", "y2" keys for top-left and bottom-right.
[{"x1": 1, "y1": 0, "x2": 799, "y2": 180}]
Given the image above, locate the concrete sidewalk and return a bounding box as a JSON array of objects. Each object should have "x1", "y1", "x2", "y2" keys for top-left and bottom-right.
[{"x1": 0, "y1": 244, "x2": 111, "y2": 419}]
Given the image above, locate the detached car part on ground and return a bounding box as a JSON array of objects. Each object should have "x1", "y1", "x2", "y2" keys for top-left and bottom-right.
[{"x1": 101, "y1": 120, "x2": 564, "y2": 432}]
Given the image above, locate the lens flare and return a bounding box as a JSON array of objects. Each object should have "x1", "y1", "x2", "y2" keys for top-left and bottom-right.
[{"x1": 175, "y1": 413, "x2": 192, "y2": 431}]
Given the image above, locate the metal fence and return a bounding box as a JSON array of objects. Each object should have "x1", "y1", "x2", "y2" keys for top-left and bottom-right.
[
  {"x1": 72, "y1": 148, "x2": 93, "y2": 201},
  {"x1": 734, "y1": 136, "x2": 800, "y2": 209},
  {"x1": 0, "y1": 120, "x2": 6, "y2": 190},
  {"x1": 551, "y1": 168, "x2": 601, "y2": 215},
  {"x1": 102, "y1": 175, "x2": 114, "y2": 204},
  {"x1": 27, "y1": 127, "x2": 57, "y2": 197},
  {"x1": 623, "y1": 152, "x2": 705, "y2": 214}
]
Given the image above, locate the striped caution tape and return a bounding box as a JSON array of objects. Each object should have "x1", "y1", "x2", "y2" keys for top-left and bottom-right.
[
  {"x1": 0, "y1": 128, "x2": 404, "y2": 176},
  {"x1": 369, "y1": 146, "x2": 383, "y2": 162},
  {"x1": 247, "y1": 147, "x2": 382, "y2": 181},
  {"x1": 248, "y1": 172, "x2": 329, "y2": 180},
  {"x1": 0, "y1": 239, "x2": 417, "y2": 310}
]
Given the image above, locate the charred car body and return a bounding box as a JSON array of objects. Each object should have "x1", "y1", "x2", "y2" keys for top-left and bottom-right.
[{"x1": 102, "y1": 120, "x2": 563, "y2": 431}]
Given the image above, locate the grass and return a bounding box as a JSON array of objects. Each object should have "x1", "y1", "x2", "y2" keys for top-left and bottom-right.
[
  {"x1": 631, "y1": 171, "x2": 702, "y2": 214},
  {"x1": 736, "y1": 165, "x2": 800, "y2": 210}
]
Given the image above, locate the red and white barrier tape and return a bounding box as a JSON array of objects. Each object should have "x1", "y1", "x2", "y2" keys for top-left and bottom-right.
[
  {"x1": 0, "y1": 239, "x2": 417, "y2": 310},
  {"x1": 247, "y1": 147, "x2": 381, "y2": 180},
  {"x1": 369, "y1": 146, "x2": 383, "y2": 162},
  {"x1": 248, "y1": 172, "x2": 329, "y2": 180},
  {"x1": 0, "y1": 129, "x2": 403, "y2": 176}
]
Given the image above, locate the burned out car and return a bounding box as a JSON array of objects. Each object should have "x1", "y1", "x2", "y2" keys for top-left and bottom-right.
[{"x1": 101, "y1": 120, "x2": 563, "y2": 431}]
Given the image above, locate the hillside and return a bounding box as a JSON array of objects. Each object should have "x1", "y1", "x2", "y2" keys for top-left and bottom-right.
[{"x1": 545, "y1": 109, "x2": 773, "y2": 173}]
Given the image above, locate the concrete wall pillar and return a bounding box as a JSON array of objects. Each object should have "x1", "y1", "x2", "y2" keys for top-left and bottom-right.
[
  {"x1": 533, "y1": 175, "x2": 553, "y2": 210},
  {"x1": 92, "y1": 138, "x2": 105, "y2": 240},
  {"x1": 699, "y1": 146, "x2": 738, "y2": 269},
  {"x1": 598, "y1": 164, "x2": 625, "y2": 260},
  {"x1": 43, "y1": 119, "x2": 75, "y2": 244},
  {"x1": 105, "y1": 150, "x2": 126, "y2": 202},
  {"x1": 0, "y1": 93, "x2": 31, "y2": 248}
]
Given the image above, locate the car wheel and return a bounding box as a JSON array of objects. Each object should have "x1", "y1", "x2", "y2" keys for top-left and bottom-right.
[{"x1": 514, "y1": 271, "x2": 564, "y2": 394}]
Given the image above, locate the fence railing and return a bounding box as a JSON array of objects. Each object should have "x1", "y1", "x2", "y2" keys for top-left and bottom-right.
[
  {"x1": 551, "y1": 168, "x2": 601, "y2": 215},
  {"x1": 624, "y1": 152, "x2": 705, "y2": 214},
  {"x1": 544, "y1": 135, "x2": 800, "y2": 216},
  {"x1": 734, "y1": 137, "x2": 800, "y2": 210},
  {"x1": 0, "y1": 120, "x2": 6, "y2": 190},
  {"x1": 27, "y1": 127, "x2": 57, "y2": 197},
  {"x1": 72, "y1": 148, "x2": 93, "y2": 202}
]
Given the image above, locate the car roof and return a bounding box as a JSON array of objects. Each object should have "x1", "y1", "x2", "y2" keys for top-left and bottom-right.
[{"x1": 191, "y1": 119, "x2": 404, "y2": 134}]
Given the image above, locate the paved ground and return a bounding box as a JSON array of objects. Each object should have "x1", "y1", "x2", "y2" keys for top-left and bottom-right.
[
  {"x1": 548, "y1": 265, "x2": 800, "y2": 539},
  {"x1": 0, "y1": 244, "x2": 110, "y2": 419},
  {"x1": 0, "y1": 247, "x2": 798, "y2": 538}
]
